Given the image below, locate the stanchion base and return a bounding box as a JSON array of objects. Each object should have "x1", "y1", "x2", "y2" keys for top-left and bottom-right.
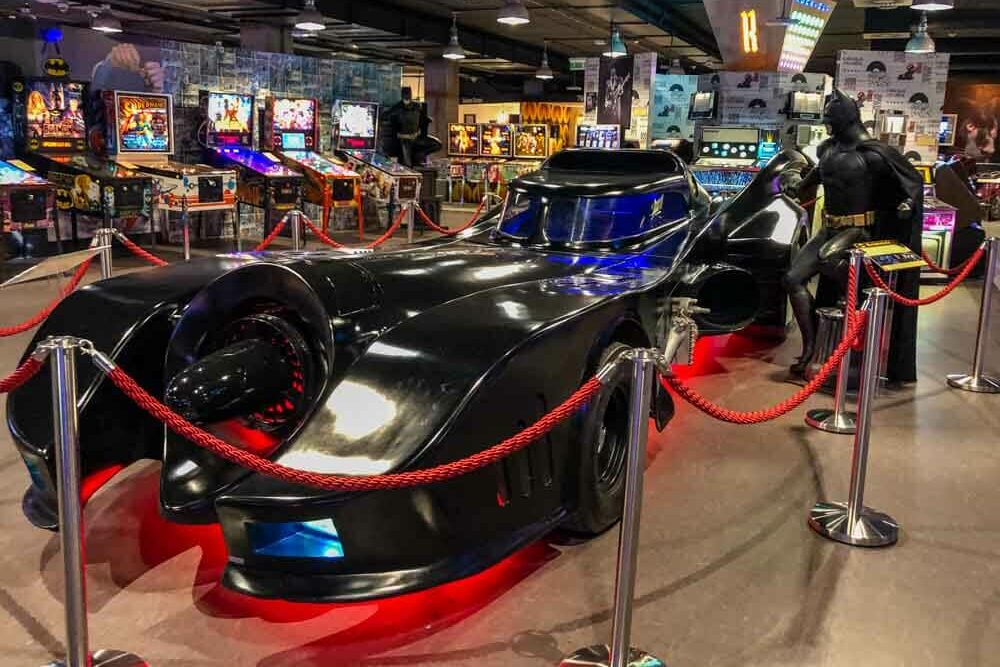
[
  {"x1": 946, "y1": 374, "x2": 1000, "y2": 394},
  {"x1": 559, "y1": 644, "x2": 665, "y2": 667},
  {"x1": 804, "y1": 408, "x2": 857, "y2": 435},
  {"x1": 43, "y1": 649, "x2": 149, "y2": 666},
  {"x1": 808, "y1": 501, "x2": 898, "y2": 547}
]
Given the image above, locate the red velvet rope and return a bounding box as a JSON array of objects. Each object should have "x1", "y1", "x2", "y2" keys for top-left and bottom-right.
[
  {"x1": 663, "y1": 310, "x2": 868, "y2": 425},
  {"x1": 846, "y1": 259, "x2": 863, "y2": 352},
  {"x1": 255, "y1": 217, "x2": 289, "y2": 251},
  {"x1": 0, "y1": 356, "x2": 44, "y2": 393},
  {"x1": 0, "y1": 258, "x2": 92, "y2": 338},
  {"x1": 103, "y1": 365, "x2": 602, "y2": 491},
  {"x1": 864, "y1": 247, "x2": 985, "y2": 307},
  {"x1": 921, "y1": 249, "x2": 979, "y2": 276},
  {"x1": 366, "y1": 206, "x2": 407, "y2": 249},
  {"x1": 115, "y1": 232, "x2": 169, "y2": 267},
  {"x1": 300, "y1": 215, "x2": 346, "y2": 249},
  {"x1": 415, "y1": 197, "x2": 486, "y2": 236}
]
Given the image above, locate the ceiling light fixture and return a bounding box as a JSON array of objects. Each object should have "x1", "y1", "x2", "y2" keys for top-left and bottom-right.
[
  {"x1": 602, "y1": 24, "x2": 627, "y2": 58},
  {"x1": 443, "y1": 14, "x2": 466, "y2": 60},
  {"x1": 295, "y1": 0, "x2": 326, "y2": 32},
  {"x1": 497, "y1": 0, "x2": 530, "y2": 26},
  {"x1": 91, "y1": 4, "x2": 122, "y2": 33},
  {"x1": 536, "y1": 42, "x2": 553, "y2": 79},
  {"x1": 911, "y1": 0, "x2": 954, "y2": 10},
  {"x1": 905, "y1": 12, "x2": 935, "y2": 54},
  {"x1": 766, "y1": 0, "x2": 795, "y2": 27}
]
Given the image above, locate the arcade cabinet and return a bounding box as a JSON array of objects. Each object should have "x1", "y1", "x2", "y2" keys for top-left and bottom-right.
[
  {"x1": 263, "y1": 96, "x2": 362, "y2": 234},
  {"x1": 333, "y1": 100, "x2": 424, "y2": 231},
  {"x1": 0, "y1": 159, "x2": 55, "y2": 258},
  {"x1": 575, "y1": 124, "x2": 621, "y2": 149},
  {"x1": 915, "y1": 163, "x2": 958, "y2": 273},
  {"x1": 102, "y1": 90, "x2": 237, "y2": 245},
  {"x1": 13, "y1": 77, "x2": 153, "y2": 247},
  {"x1": 785, "y1": 90, "x2": 827, "y2": 162},
  {"x1": 200, "y1": 90, "x2": 302, "y2": 234},
  {"x1": 690, "y1": 126, "x2": 762, "y2": 196},
  {"x1": 446, "y1": 123, "x2": 481, "y2": 204}
]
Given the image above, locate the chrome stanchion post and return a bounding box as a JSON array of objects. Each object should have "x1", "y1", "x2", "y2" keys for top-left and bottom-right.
[
  {"x1": 559, "y1": 350, "x2": 666, "y2": 667},
  {"x1": 291, "y1": 210, "x2": 302, "y2": 251},
  {"x1": 809, "y1": 289, "x2": 899, "y2": 547},
  {"x1": 180, "y1": 196, "x2": 191, "y2": 262},
  {"x1": 406, "y1": 201, "x2": 415, "y2": 244},
  {"x1": 947, "y1": 237, "x2": 1000, "y2": 393},
  {"x1": 97, "y1": 228, "x2": 113, "y2": 280},
  {"x1": 40, "y1": 337, "x2": 149, "y2": 667},
  {"x1": 806, "y1": 249, "x2": 862, "y2": 434}
]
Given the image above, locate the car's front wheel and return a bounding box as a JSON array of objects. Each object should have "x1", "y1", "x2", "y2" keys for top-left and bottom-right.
[{"x1": 563, "y1": 342, "x2": 632, "y2": 536}]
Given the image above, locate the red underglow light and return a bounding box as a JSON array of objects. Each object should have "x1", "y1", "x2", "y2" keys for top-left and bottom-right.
[
  {"x1": 81, "y1": 464, "x2": 126, "y2": 505},
  {"x1": 76, "y1": 463, "x2": 561, "y2": 664},
  {"x1": 212, "y1": 418, "x2": 281, "y2": 456}
]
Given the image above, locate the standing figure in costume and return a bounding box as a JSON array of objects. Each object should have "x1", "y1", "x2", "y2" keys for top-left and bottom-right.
[
  {"x1": 784, "y1": 90, "x2": 923, "y2": 382},
  {"x1": 382, "y1": 87, "x2": 442, "y2": 167}
]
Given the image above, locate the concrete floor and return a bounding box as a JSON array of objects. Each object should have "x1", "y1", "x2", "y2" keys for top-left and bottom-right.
[{"x1": 1, "y1": 217, "x2": 999, "y2": 666}]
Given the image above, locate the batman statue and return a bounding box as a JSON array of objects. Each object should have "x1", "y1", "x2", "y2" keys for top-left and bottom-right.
[{"x1": 784, "y1": 89, "x2": 923, "y2": 383}]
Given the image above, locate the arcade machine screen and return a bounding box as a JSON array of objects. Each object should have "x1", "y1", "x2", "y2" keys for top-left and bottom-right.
[
  {"x1": 693, "y1": 127, "x2": 761, "y2": 194},
  {"x1": 513, "y1": 124, "x2": 547, "y2": 159},
  {"x1": 788, "y1": 91, "x2": 824, "y2": 121},
  {"x1": 271, "y1": 97, "x2": 317, "y2": 151},
  {"x1": 576, "y1": 125, "x2": 621, "y2": 149},
  {"x1": 21, "y1": 79, "x2": 86, "y2": 153},
  {"x1": 689, "y1": 92, "x2": 718, "y2": 121},
  {"x1": 114, "y1": 92, "x2": 172, "y2": 154},
  {"x1": 206, "y1": 92, "x2": 254, "y2": 147},
  {"x1": 337, "y1": 101, "x2": 379, "y2": 151},
  {"x1": 939, "y1": 114, "x2": 957, "y2": 147},
  {"x1": 481, "y1": 124, "x2": 513, "y2": 157},
  {"x1": 448, "y1": 124, "x2": 481, "y2": 157}
]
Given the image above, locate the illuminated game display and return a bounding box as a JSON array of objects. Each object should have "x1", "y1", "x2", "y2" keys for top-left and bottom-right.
[
  {"x1": 115, "y1": 92, "x2": 172, "y2": 153},
  {"x1": 448, "y1": 123, "x2": 480, "y2": 157},
  {"x1": 17, "y1": 79, "x2": 86, "y2": 154},
  {"x1": 205, "y1": 92, "x2": 254, "y2": 147},
  {"x1": 336, "y1": 101, "x2": 379, "y2": 151},
  {"x1": 939, "y1": 114, "x2": 957, "y2": 147},
  {"x1": 689, "y1": 92, "x2": 718, "y2": 121},
  {"x1": 788, "y1": 91, "x2": 824, "y2": 121},
  {"x1": 576, "y1": 125, "x2": 621, "y2": 149},
  {"x1": 513, "y1": 124, "x2": 547, "y2": 159},
  {"x1": 480, "y1": 124, "x2": 512, "y2": 157},
  {"x1": 267, "y1": 97, "x2": 318, "y2": 151},
  {"x1": 265, "y1": 96, "x2": 361, "y2": 233},
  {"x1": 692, "y1": 127, "x2": 762, "y2": 196}
]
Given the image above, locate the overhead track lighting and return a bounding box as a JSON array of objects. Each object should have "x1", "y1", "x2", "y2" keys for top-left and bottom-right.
[
  {"x1": 602, "y1": 24, "x2": 627, "y2": 58},
  {"x1": 443, "y1": 15, "x2": 466, "y2": 60},
  {"x1": 497, "y1": 0, "x2": 530, "y2": 26},
  {"x1": 905, "y1": 12, "x2": 935, "y2": 54},
  {"x1": 536, "y1": 43, "x2": 553, "y2": 80},
  {"x1": 91, "y1": 4, "x2": 122, "y2": 33},
  {"x1": 295, "y1": 0, "x2": 326, "y2": 32},
  {"x1": 911, "y1": 0, "x2": 953, "y2": 9}
]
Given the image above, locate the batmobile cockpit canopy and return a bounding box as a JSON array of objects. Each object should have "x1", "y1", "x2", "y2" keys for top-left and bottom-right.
[{"x1": 498, "y1": 149, "x2": 700, "y2": 248}]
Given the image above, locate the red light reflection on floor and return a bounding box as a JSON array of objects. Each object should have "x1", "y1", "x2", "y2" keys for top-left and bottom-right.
[
  {"x1": 672, "y1": 332, "x2": 782, "y2": 381},
  {"x1": 76, "y1": 463, "x2": 559, "y2": 664}
]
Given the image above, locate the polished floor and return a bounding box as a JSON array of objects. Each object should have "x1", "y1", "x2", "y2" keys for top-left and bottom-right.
[{"x1": 1, "y1": 219, "x2": 999, "y2": 666}]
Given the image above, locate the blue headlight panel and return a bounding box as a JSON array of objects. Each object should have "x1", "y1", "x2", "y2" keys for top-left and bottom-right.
[{"x1": 247, "y1": 518, "x2": 345, "y2": 559}]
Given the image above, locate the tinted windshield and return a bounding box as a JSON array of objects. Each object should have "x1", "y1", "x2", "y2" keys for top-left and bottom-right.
[{"x1": 498, "y1": 191, "x2": 689, "y2": 245}]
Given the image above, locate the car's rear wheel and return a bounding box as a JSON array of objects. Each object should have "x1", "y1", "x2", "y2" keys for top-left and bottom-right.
[{"x1": 563, "y1": 342, "x2": 631, "y2": 536}]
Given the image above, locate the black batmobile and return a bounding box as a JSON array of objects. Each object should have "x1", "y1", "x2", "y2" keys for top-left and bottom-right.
[{"x1": 8, "y1": 149, "x2": 809, "y2": 602}]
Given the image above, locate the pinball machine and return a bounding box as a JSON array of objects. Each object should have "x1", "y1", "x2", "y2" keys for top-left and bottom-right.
[
  {"x1": 101, "y1": 90, "x2": 237, "y2": 244},
  {"x1": 200, "y1": 90, "x2": 302, "y2": 234},
  {"x1": 333, "y1": 100, "x2": 421, "y2": 230},
  {"x1": 0, "y1": 159, "x2": 55, "y2": 259},
  {"x1": 12, "y1": 77, "x2": 153, "y2": 246},
  {"x1": 263, "y1": 96, "x2": 361, "y2": 233}
]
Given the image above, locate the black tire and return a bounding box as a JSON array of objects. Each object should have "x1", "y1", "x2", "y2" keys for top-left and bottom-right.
[{"x1": 562, "y1": 343, "x2": 631, "y2": 536}]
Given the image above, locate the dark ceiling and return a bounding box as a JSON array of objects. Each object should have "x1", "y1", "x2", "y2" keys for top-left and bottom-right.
[{"x1": 3, "y1": 0, "x2": 1000, "y2": 82}]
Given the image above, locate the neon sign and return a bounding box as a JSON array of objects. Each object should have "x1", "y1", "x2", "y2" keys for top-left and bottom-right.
[{"x1": 740, "y1": 10, "x2": 759, "y2": 54}]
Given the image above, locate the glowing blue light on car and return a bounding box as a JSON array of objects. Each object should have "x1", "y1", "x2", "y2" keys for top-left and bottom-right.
[{"x1": 247, "y1": 518, "x2": 345, "y2": 559}]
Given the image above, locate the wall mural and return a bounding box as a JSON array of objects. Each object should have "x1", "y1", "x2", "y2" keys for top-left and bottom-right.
[
  {"x1": 835, "y1": 49, "x2": 950, "y2": 163},
  {"x1": 943, "y1": 82, "x2": 1000, "y2": 162},
  {"x1": 520, "y1": 101, "x2": 581, "y2": 153},
  {"x1": 650, "y1": 74, "x2": 699, "y2": 141}
]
